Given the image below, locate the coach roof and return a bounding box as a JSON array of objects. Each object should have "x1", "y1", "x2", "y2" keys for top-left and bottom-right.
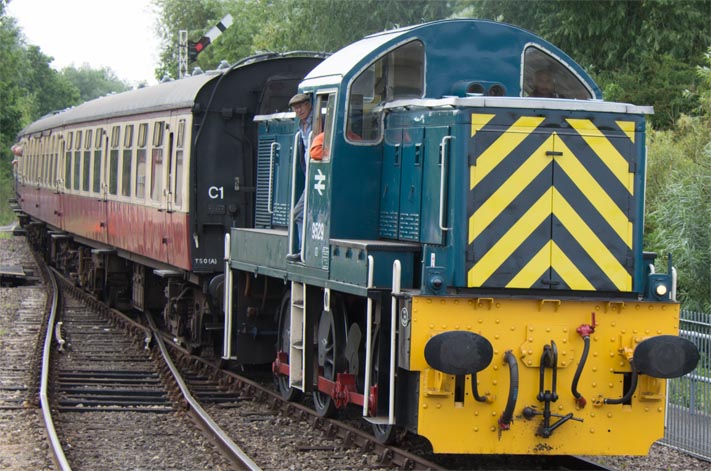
[{"x1": 19, "y1": 72, "x2": 219, "y2": 137}]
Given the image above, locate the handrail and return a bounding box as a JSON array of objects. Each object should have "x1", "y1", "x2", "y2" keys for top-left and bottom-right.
[
  {"x1": 267, "y1": 142, "x2": 279, "y2": 214},
  {"x1": 362, "y1": 255, "x2": 375, "y2": 417},
  {"x1": 438, "y1": 135, "x2": 453, "y2": 231},
  {"x1": 222, "y1": 233, "x2": 234, "y2": 360}
]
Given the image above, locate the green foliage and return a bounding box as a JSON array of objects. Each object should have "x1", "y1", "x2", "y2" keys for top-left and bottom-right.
[
  {"x1": 644, "y1": 50, "x2": 711, "y2": 311},
  {"x1": 152, "y1": 0, "x2": 454, "y2": 78},
  {"x1": 463, "y1": 0, "x2": 711, "y2": 128},
  {"x1": 61, "y1": 64, "x2": 130, "y2": 103}
]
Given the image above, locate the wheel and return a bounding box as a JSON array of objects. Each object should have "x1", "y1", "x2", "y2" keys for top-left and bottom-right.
[
  {"x1": 313, "y1": 303, "x2": 347, "y2": 417},
  {"x1": 275, "y1": 293, "x2": 302, "y2": 401}
]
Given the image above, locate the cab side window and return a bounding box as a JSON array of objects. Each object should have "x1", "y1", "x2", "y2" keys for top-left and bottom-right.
[
  {"x1": 347, "y1": 40, "x2": 424, "y2": 143},
  {"x1": 522, "y1": 46, "x2": 593, "y2": 100}
]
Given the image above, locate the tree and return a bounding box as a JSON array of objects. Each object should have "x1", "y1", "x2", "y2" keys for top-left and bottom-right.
[
  {"x1": 463, "y1": 0, "x2": 711, "y2": 128},
  {"x1": 152, "y1": 0, "x2": 455, "y2": 76},
  {"x1": 61, "y1": 64, "x2": 130, "y2": 103}
]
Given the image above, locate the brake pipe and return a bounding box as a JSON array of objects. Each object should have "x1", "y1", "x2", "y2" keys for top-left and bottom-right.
[{"x1": 572, "y1": 317, "x2": 596, "y2": 408}]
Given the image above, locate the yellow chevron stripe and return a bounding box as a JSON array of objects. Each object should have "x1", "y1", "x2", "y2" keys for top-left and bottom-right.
[
  {"x1": 552, "y1": 188, "x2": 631, "y2": 290},
  {"x1": 566, "y1": 119, "x2": 634, "y2": 193},
  {"x1": 554, "y1": 139, "x2": 633, "y2": 248},
  {"x1": 470, "y1": 116, "x2": 546, "y2": 190},
  {"x1": 551, "y1": 241, "x2": 595, "y2": 290},
  {"x1": 468, "y1": 188, "x2": 552, "y2": 287},
  {"x1": 616, "y1": 120, "x2": 635, "y2": 143},
  {"x1": 506, "y1": 241, "x2": 551, "y2": 288},
  {"x1": 471, "y1": 114, "x2": 496, "y2": 137},
  {"x1": 468, "y1": 134, "x2": 554, "y2": 243}
]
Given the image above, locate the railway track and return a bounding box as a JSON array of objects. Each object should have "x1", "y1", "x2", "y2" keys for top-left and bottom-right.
[
  {"x1": 39, "y1": 266, "x2": 250, "y2": 470},
  {"x1": 26, "y1": 245, "x2": 609, "y2": 471}
]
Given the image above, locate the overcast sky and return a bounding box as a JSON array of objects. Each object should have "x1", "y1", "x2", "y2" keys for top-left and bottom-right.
[{"x1": 7, "y1": 0, "x2": 161, "y2": 85}]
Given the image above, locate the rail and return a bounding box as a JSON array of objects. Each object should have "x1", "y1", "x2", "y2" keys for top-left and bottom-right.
[
  {"x1": 39, "y1": 265, "x2": 72, "y2": 470},
  {"x1": 145, "y1": 313, "x2": 262, "y2": 471}
]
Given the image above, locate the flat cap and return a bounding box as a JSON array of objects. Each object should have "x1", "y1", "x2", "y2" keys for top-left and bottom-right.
[{"x1": 289, "y1": 93, "x2": 310, "y2": 106}]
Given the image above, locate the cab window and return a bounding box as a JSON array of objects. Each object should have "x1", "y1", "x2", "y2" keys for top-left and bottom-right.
[
  {"x1": 347, "y1": 40, "x2": 424, "y2": 143},
  {"x1": 311, "y1": 92, "x2": 336, "y2": 162},
  {"x1": 522, "y1": 46, "x2": 593, "y2": 99}
]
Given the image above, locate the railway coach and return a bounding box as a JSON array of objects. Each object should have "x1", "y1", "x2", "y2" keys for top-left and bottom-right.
[
  {"x1": 226, "y1": 19, "x2": 700, "y2": 455},
  {"x1": 13, "y1": 52, "x2": 324, "y2": 353}
]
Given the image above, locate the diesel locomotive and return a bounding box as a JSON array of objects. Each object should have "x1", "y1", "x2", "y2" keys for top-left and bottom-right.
[
  {"x1": 225, "y1": 19, "x2": 699, "y2": 455},
  {"x1": 14, "y1": 18, "x2": 699, "y2": 456}
]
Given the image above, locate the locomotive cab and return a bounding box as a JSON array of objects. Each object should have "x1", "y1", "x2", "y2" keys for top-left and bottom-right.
[{"x1": 229, "y1": 19, "x2": 699, "y2": 456}]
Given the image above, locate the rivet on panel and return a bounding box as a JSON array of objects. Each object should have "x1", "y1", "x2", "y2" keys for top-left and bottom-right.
[
  {"x1": 474, "y1": 427, "x2": 479, "y2": 432},
  {"x1": 468, "y1": 300, "x2": 474, "y2": 305},
  {"x1": 645, "y1": 407, "x2": 649, "y2": 412},
  {"x1": 493, "y1": 365, "x2": 499, "y2": 371},
  {"x1": 592, "y1": 382, "x2": 597, "y2": 388},
  {"x1": 611, "y1": 322, "x2": 616, "y2": 327},
  {"x1": 592, "y1": 367, "x2": 598, "y2": 372},
  {"x1": 494, "y1": 334, "x2": 500, "y2": 340},
  {"x1": 429, "y1": 324, "x2": 435, "y2": 329},
  {"x1": 563, "y1": 328, "x2": 568, "y2": 333},
  {"x1": 645, "y1": 329, "x2": 650, "y2": 334},
  {"x1": 454, "y1": 299, "x2": 460, "y2": 305},
  {"x1": 474, "y1": 411, "x2": 479, "y2": 416},
  {"x1": 423, "y1": 403, "x2": 428, "y2": 409},
  {"x1": 658, "y1": 407, "x2": 663, "y2": 413},
  {"x1": 436, "y1": 404, "x2": 441, "y2": 409},
  {"x1": 528, "y1": 338, "x2": 533, "y2": 343},
  {"x1": 527, "y1": 360, "x2": 533, "y2": 366},
  {"x1": 492, "y1": 411, "x2": 497, "y2": 416},
  {"x1": 590, "y1": 412, "x2": 596, "y2": 418},
  {"x1": 492, "y1": 380, "x2": 498, "y2": 386},
  {"x1": 495, "y1": 319, "x2": 501, "y2": 324},
  {"x1": 607, "y1": 412, "x2": 612, "y2": 418},
  {"x1": 495, "y1": 303, "x2": 501, "y2": 308},
  {"x1": 490, "y1": 426, "x2": 497, "y2": 432},
  {"x1": 527, "y1": 350, "x2": 533, "y2": 355},
  {"x1": 608, "y1": 383, "x2": 614, "y2": 388},
  {"x1": 590, "y1": 428, "x2": 595, "y2": 434},
  {"x1": 427, "y1": 299, "x2": 432, "y2": 304},
  {"x1": 562, "y1": 338, "x2": 568, "y2": 344},
  {"x1": 545, "y1": 327, "x2": 550, "y2": 332},
  {"x1": 441, "y1": 325, "x2": 447, "y2": 329},
  {"x1": 455, "y1": 325, "x2": 460, "y2": 330}
]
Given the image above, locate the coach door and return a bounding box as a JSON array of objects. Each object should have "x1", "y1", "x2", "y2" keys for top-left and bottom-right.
[{"x1": 149, "y1": 121, "x2": 170, "y2": 264}]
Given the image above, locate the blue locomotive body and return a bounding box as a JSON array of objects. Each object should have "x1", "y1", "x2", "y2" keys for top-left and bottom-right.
[{"x1": 226, "y1": 20, "x2": 698, "y2": 455}]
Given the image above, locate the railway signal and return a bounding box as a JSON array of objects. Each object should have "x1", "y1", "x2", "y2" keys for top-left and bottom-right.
[
  {"x1": 189, "y1": 14, "x2": 233, "y2": 62},
  {"x1": 179, "y1": 14, "x2": 234, "y2": 78}
]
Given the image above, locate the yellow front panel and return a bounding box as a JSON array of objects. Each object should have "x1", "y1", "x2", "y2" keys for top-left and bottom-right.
[{"x1": 408, "y1": 295, "x2": 680, "y2": 455}]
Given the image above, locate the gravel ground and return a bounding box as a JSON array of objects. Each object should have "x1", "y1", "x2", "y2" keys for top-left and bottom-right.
[
  {"x1": 1, "y1": 231, "x2": 709, "y2": 470},
  {"x1": 0, "y1": 233, "x2": 55, "y2": 470}
]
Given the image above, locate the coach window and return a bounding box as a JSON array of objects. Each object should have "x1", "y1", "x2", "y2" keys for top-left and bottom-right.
[
  {"x1": 82, "y1": 129, "x2": 92, "y2": 192},
  {"x1": 347, "y1": 40, "x2": 424, "y2": 143},
  {"x1": 150, "y1": 121, "x2": 164, "y2": 202},
  {"x1": 173, "y1": 119, "x2": 185, "y2": 207},
  {"x1": 135, "y1": 123, "x2": 148, "y2": 199},
  {"x1": 121, "y1": 125, "x2": 133, "y2": 197},
  {"x1": 65, "y1": 132, "x2": 73, "y2": 190},
  {"x1": 109, "y1": 126, "x2": 120, "y2": 195},
  {"x1": 50, "y1": 135, "x2": 57, "y2": 188},
  {"x1": 522, "y1": 45, "x2": 593, "y2": 99},
  {"x1": 73, "y1": 130, "x2": 82, "y2": 191},
  {"x1": 92, "y1": 128, "x2": 103, "y2": 194}
]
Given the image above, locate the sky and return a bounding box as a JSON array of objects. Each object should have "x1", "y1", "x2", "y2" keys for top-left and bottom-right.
[{"x1": 7, "y1": 0, "x2": 161, "y2": 86}]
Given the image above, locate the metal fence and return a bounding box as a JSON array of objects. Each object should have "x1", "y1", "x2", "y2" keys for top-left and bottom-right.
[{"x1": 662, "y1": 309, "x2": 711, "y2": 461}]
